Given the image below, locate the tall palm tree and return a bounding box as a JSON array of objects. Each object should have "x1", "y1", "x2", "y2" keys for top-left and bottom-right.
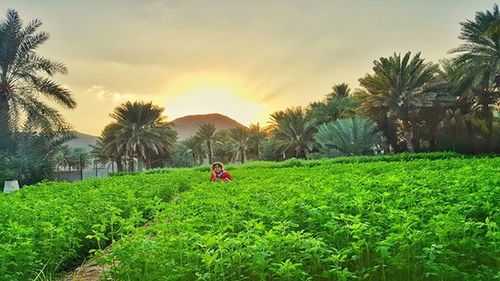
[
  {"x1": 105, "y1": 101, "x2": 177, "y2": 171},
  {"x1": 229, "y1": 127, "x2": 249, "y2": 163},
  {"x1": 307, "y1": 83, "x2": 358, "y2": 125},
  {"x1": 268, "y1": 107, "x2": 317, "y2": 158},
  {"x1": 358, "y1": 52, "x2": 452, "y2": 152},
  {"x1": 196, "y1": 124, "x2": 217, "y2": 163},
  {"x1": 449, "y1": 4, "x2": 500, "y2": 149},
  {"x1": 0, "y1": 9, "x2": 75, "y2": 151},
  {"x1": 315, "y1": 117, "x2": 384, "y2": 156},
  {"x1": 327, "y1": 83, "x2": 351, "y2": 100},
  {"x1": 91, "y1": 125, "x2": 125, "y2": 172},
  {"x1": 181, "y1": 135, "x2": 205, "y2": 165},
  {"x1": 247, "y1": 123, "x2": 267, "y2": 160}
]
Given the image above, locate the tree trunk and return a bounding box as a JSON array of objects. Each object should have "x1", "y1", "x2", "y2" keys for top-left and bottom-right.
[
  {"x1": 483, "y1": 104, "x2": 493, "y2": 152},
  {"x1": 0, "y1": 93, "x2": 12, "y2": 152},
  {"x1": 464, "y1": 120, "x2": 475, "y2": 153},
  {"x1": 207, "y1": 141, "x2": 212, "y2": 163},
  {"x1": 128, "y1": 159, "x2": 135, "y2": 173},
  {"x1": 116, "y1": 160, "x2": 123, "y2": 172},
  {"x1": 192, "y1": 152, "x2": 197, "y2": 165},
  {"x1": 429, "y1": 130, "x2": 437, "y2": 152},
  {"x1": 402, "y1": 119, "x2": 415, "y2": 153},
  {"x1": 382, "y1": 115, "x2": 400, "y2": 152},
  {"x1": 240, "y1": 149, "x2": 245, "y2": 163}
]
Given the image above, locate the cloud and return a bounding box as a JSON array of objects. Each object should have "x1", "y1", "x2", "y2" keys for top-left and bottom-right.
[{"x1": 85, "y1": 85, "x2": 151, "y2": 104}]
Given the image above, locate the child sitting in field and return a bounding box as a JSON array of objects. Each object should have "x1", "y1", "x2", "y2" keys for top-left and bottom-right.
[{"x1": 210, "y1": 162, "x2": 233, "y2": 182}]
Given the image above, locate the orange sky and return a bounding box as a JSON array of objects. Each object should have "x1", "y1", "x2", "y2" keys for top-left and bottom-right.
[{"x1": 0, "y1": 0, "x2": 496, "y2": 135}]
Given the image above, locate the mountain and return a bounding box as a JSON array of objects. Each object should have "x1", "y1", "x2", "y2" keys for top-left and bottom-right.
[
  {"x1": 66, "y1": 131, "x2": 98, "y2": 151},
  {"x1": 170, "y1": 113, "x2": 245, "y2": 140}
]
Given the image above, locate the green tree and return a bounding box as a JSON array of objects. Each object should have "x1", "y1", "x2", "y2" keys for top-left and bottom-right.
[
  {"x1": 247, "y1": 123, "x2": 268, "y2": 160},
  {"x1": 181, "y1": 135, "x2": 205, "y2": 165},
  {"x1": 212, "y1": 130, "x2": 234, "y2": 164},
  {"x1": 196, "y1": 124, "x2": 217, "y2": 163},
  {"x1": 307, "y1": 83, "x2": 358, "y2": 124},
  {"x1": 0, "y1": 9, "x2": 75, "y2": 152},
  {"x1": 105, "y1": 101, "x2": 177, "y2": 171},
  {"x1": 229, "y1": 126, "x2": 249, "y2": 163},
  {"x1": 268, "y1": 107, "x2": 317, "y2": 158},
  {"x1": 13, "y1": 126, "x2": 74, "y2": 185},
  {"x1": 448, "y1": 4, "x2": 500, "y2": 150},
  {"x1": 358, "y1": 52, "x2": 452, "y2": 152},
  {"x1": 56, "y1": 146, "x2": 90, "y2": 171},
  {"x1": 91, "y1": 124, "x2": 126, "y2": 172},
  {"x1": 315, "y1": 117, "x2": 383, "y2": 156}
]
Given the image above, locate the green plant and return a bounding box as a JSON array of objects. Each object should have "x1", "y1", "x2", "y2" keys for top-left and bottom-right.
[
  {"x1": 0, "y1": 170, "x2": 201, "y2": 281},
  {"x1": 103, "y1": 154, "x2": 499, "y2": 281},
  {"x1": 315, "y1": 117, "x2": 384, "y2": 156}
]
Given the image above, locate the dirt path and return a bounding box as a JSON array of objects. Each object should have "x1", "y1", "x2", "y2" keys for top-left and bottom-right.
[{"x1": 61, "y1": 259, "x2": 110, "y2": 281}]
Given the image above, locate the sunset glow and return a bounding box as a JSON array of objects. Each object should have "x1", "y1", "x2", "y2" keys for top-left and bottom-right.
[
  {"x1": 161, "y1": 72, "x2": 271, "y2": 125},
  {"x1": 0, "y1": 0, "x2": 494, "y2": 135}
]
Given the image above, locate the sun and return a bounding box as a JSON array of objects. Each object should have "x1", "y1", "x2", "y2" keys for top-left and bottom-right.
[{"x1": 161, "y1": 72, "x2": 270, "y2": 125}]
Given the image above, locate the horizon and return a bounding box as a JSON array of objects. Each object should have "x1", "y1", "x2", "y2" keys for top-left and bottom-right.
[{"x1": 0, "y1": 0, "x2": 496, "y2": 135}]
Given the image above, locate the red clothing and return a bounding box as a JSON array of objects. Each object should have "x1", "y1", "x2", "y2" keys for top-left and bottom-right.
[{"x1": 211, "y1": 171, "x2": 233, "y2": 182}]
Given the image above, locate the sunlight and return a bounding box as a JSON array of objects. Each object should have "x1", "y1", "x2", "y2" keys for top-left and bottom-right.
[{"x1": 162, "y1": 72, "x2": 270, "y2": 125}]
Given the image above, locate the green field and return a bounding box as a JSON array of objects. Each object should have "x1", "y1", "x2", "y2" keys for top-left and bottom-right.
[{"x1": 0, "y1": 153, "x2": 499, "y2": 281}]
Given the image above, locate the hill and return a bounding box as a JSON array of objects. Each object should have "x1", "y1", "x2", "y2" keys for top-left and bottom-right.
[
  {"x1": 170, "y1": 113, "x2": 245, "y2": 140},
  {"x1": 66, "y1": 131, "x2": 98, "y2": 151}
]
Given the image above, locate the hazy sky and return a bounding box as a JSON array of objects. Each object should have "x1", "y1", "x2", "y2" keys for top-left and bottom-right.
[{"x1": 0, "y1": 0, "x2": 496, "y2": 135}]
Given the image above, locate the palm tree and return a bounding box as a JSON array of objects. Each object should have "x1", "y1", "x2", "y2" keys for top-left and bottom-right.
[
  {"x1": 268, "y1": 107, "x2": 317, "y2": 158},
  {"x1": 358, "y1": 52, "x2": 452, "y2": 152},
  {"x1": 91, "y1": 128, "x2": 125, "y2": 172},
  {"x1": 448, "y1": 4, "x2": 500, "y2": 149},
  {"x1": 105, "y1": 101, "x2": 177, "y2": 171},
  {"x1": 307, "y1": 83, "x2": 358, "y2": 125},
  {"x1": 181, "y1": 136, "x2": 205, "y2": 165},
  {"x1": 327, "y1": 83, "x2": 351, "y2": 99},
  {"x1": 196, "y1": 124, "x2": 217, "y2": 163},
  {"x1": 247, "y1": 123, "x2": 267, "y2": 160},
  {"x1": 315, "y1": 117, "x2": 383, "y2": 156},
  {"x1": 229, "y1": 127, "x2": 249, "y2": 163},
  {"x1": 0, "y1": 9, "x2": 75, "y2": 152}
]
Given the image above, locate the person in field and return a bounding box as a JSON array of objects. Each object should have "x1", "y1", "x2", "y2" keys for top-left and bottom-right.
[{"x1": 210, "y1": 162, "x2": 233, "y2": 182}]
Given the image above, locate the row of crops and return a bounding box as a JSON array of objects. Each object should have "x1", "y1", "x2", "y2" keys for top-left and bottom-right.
[
  {"x1": 0, "y1": 171, "x2": 203, "y2": 280},
  {"x1": 105, "y1": 156, "x2": 499, "y2": 280},
  {"x1": 0, "y1": 153, "x2": 498, "y2": 280}
]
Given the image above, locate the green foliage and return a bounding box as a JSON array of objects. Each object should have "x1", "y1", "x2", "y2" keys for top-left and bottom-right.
[
  {"x1": 315, "y1": 117, "x2": 384, "y2": 156},
  {"x1": 268, "y1": 107, "x2": 317, "y2": 158},
  {"x1": 448, "y1": 4, "x2": 500, "y2": 150},
  {"x1": 101, "y1": 101, "x2": 177, "y2": 171},
  {"x1": 307, "y1": 83, "x2": 358, "y2": 125},
  {"x1": 0, "y1": 171, "x2": 202, "y2": 281},
  {"x1": 247, "y1": 123, "x2": 267, "y2": 160},
  {"x1": 357, "y1": 52, "x2": 453, "y2": 152},
  {"x1": 55, "y1": 146, "x2": 90, "y2": 170},
  {"x1": 212, "y1": 130, "x2": 235, "y2": 164},
  {"x1": 196, "y1": 124, "x2": 217, "y2": 163},
  {"x1": 0, "y1": 9, "x2": 75, "y2": 152},
  {"x1": 103, "y1": 155, "x2": 499, "y2": 281},
  {"x1": 166, "y1": 142, "x2": 197, "y2": 167}
]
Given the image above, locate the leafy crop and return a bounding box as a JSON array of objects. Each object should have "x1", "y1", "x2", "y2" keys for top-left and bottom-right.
[
  {"x1": 1, "y1": 153, "x2": 498, "y2": 281},
  {"x1": 0, "y1": 171, "x2": 203, "y2": 281},
  {"x1": 105, "y1": 156, "x2": 499, "y2": 281}
]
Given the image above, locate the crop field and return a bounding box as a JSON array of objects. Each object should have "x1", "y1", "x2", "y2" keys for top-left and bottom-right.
[{"x1": 0, "y1": 153, "x2": 499, "y2": 281}]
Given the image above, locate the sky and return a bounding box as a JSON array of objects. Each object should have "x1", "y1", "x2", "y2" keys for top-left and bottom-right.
[{"x1": 0, "y1": 0, "x2": 496, "y2": 135}]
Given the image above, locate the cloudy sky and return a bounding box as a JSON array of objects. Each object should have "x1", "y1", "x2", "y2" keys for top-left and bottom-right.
[{"x1": 0, "y1": 0, "x2": 496, "y2": 135}]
